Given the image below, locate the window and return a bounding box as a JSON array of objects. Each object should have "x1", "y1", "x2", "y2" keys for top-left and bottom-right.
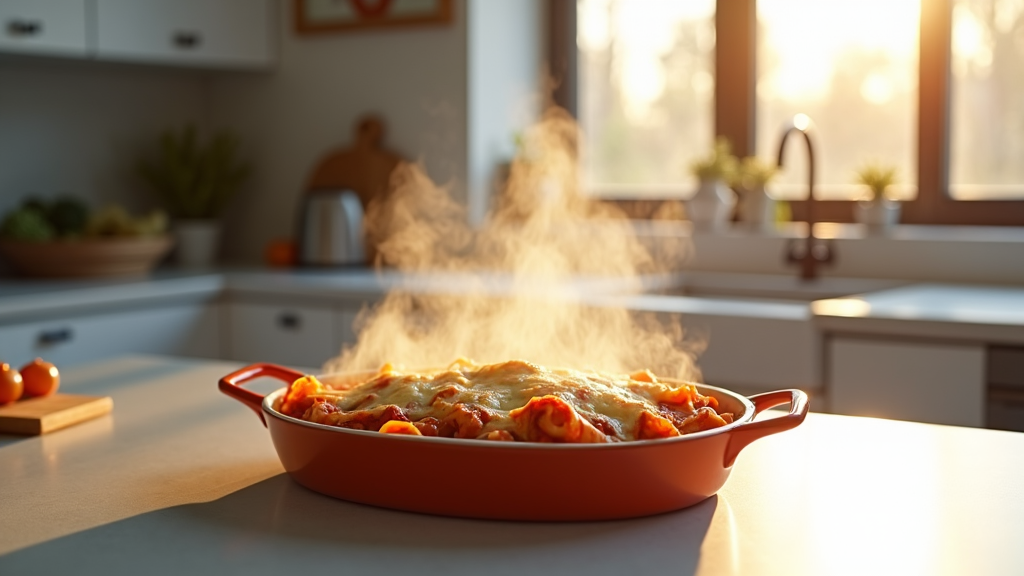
[
  {"x1": 560, "y1": 0, "x2": 1024, "y2": 224},
  {"x1": 757, "y1": 0, "x2": 919, "y2": 201},
  {"x1": 949, "y1": 0, "x2": 1024, "y2": 200},
  {"x1": 577, "y1": 0, "x2": 715, "y2": 197}
]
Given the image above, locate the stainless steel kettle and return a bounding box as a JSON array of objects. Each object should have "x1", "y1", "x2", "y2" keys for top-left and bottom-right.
[{"x1": 298, "y1": 189, "x2": 365, "y2": 266}]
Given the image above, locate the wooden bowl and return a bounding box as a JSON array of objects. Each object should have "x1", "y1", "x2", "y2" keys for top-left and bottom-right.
[{"x1": 0, "y1": 236, "x2": 174, "y2": 278}]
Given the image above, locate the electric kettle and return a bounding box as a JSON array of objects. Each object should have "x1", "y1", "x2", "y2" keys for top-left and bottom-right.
[{"x1": 298, "y1": 189, "x2": 365, "y2": 266}]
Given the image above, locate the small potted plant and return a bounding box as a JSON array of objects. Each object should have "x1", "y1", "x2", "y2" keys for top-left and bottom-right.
[
  {"x1": 853, "y1": 162, "x2": 900, "y2": 229},
  {"x1": 687, "y1": 137, "x2": 738, "y2": 230},
  {"x1": 732, "y1": 156, "x2": 779, "y2": 230},
  {"x1": 138, "y1": 125, "x2": 250, "y2": 267}
]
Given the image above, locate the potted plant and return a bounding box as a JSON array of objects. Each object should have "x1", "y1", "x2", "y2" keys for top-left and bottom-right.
[
  {"x1": 687, "y1": 137, "x2": 738, "y2": 230},
  {"x1": 732, "y1": 156, "x2": 779, "y2": 230},
  {"x1": 138, "y1": 126, "x2": 250, "y2": 267},
  {"x1": 853, "y1": 162, "x2": 900, "y2": 229}
]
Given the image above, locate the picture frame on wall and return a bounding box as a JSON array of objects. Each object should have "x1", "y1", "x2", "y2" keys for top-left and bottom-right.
[{"x1": 294, "y1": 0, "x2": 453, "y2": 34}]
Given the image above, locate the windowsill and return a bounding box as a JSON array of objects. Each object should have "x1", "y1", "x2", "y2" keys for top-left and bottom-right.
[{"x1": 633, "y1": 221, "x2": 1024, "y2": 285}]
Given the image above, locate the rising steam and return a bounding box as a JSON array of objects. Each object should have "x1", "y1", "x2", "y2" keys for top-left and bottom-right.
[{"x1": 323, "y1": 107, "x2": 702, "y2": 380}]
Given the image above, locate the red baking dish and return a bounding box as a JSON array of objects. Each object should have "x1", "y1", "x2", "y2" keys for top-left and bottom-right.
[{"x1": 219, "y1": 362, "x2": 808, "y2": 521}]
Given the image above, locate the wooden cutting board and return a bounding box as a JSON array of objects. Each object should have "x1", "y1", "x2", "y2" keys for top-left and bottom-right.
[
  {"x1": 306, "y1": 115, "x2": 403, "y2": 209},
  {"x1": 0, "y1": 394, "x2": 113, "y2": 435}
]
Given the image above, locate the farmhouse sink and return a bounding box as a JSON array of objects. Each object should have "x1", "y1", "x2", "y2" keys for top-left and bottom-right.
[{"x1": 653, "y1": 270, "x2": 909, "y2": 302}]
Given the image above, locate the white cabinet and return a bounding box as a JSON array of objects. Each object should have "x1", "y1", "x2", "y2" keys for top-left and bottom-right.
[
  {"x1": 225, "y1": 303, "x2": 340, "y2": 370},
  {"x1": 0, "y1": 0, "x2": 88, "y2": 57},
  {"x1": 0, "y1": 304, "x2": 222, "y2": 368},
  {"x1": 829, "y1": 338, "x2": 985, "y2": 427},
  {"x1": 336, "y1": 308, "x2": 359, "y2": 349},
  {"x1": 95, "y1": 0, "x2": 273, "y2": 68}
]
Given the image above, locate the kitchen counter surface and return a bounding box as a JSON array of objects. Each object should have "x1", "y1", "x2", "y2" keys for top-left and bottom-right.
[
  {"x1": 812, "y1": 283, "x2": 1024, "y2": 344},
  {"x1": 0, "y1": 267, "x2": 811, "y2": 322},
  {"x1": 1, "y1": 355, "x2": 1022, "y2": 575}
]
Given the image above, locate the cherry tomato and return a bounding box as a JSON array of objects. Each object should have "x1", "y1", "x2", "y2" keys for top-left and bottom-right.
[
  {"x1": 20, "y1": 358, "x2": 59, "y2": 398},
  {"x1": 0, "y1": 363, "x2": 23, "y2": 404}
]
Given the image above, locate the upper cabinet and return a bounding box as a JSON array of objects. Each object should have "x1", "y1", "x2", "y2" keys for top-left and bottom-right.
[
  {"x1": 0, "y1": 0, "x2": 274, "y2": 69},
  {"x1": 95, "y1": 0, "x2": 273, "y2": 69},
  {"x1": 0, "y1": 0, "x2": 89, "y2": 57}
]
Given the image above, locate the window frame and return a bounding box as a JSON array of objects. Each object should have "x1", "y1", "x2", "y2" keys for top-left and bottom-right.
[{"x1": 552, "y1": 0, "x2": 1024, "y2": 225}]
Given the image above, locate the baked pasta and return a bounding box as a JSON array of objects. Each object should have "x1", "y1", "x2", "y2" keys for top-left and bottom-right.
[{"x1": 274, "y1": 359, "x2": 734, "y2": 443}]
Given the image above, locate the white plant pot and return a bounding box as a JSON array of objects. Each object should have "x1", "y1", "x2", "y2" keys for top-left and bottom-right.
[
  {"x1": 174, "y1": 219, "x2": 222, "y2": 267},
  {"x1": 736, "y1": 184, "x2": 776, "y2": 231},
  {"x1": 854, "y1": 199, "x2": 901, "y2": 229},
  {"x1": 686, "y1": 178, "x2": 736, "y2": 230}
]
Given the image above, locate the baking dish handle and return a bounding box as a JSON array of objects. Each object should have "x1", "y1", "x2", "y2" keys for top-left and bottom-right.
[
  {"x1": 219, "y1": 363, "x2": 306, "y2": 427},
  {"x1": 723, "y1": 389, "x2": 808, "y2": 467}
]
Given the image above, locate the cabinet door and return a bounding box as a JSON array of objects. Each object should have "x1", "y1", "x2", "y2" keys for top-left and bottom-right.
[
  {"x1": 0, "y1": 304, "x2": 222, "y2": 368},
  {"x1": 95, "y1": 0, "x2": 273, "y2": 68},
  {"x1": 0, "y1": 0, "x2": 88, "y2": 56},
  {"x1": 226, "y1": 303, "x2": 337, "y2": 370},
  {"x1": 829, "y1": 338, "x2": 985, "y2": 427},
  {"x1": 336, "y1": 308, "x2": 359, "y2": 349}
]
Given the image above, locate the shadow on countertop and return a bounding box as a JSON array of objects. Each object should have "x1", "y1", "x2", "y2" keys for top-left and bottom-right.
[{"x1": 1, "y1": 474, "x2": 719, "y2": 575}]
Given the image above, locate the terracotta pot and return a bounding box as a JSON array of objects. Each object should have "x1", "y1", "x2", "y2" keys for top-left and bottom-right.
[
  {"x1": 0, "y1": 236, "x2": 173, "y2": 278},
  {"x1": 220, "y1": 363, "x2": 808, "y2": 521}
]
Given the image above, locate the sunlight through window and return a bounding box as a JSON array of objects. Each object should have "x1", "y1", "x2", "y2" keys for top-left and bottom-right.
[
  {"x1": 757, "y1": 0, "x2": 920, "y2": 201},
  {"x1": 578, "y1": 0, "x2": 715, "y2": 197},
  {"x1": 949, "y1": 0, "x2": 1024, "y2": 200}
]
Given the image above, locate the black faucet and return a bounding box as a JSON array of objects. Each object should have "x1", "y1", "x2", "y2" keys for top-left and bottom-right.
[{"x1": 776, "y1": 115, "x2": 833, "y2": 281}]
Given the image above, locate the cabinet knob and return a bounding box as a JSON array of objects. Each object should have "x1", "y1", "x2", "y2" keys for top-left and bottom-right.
[
  {"x1": 38, "y1": 328, "x2": 73, "y2": 346},
  {"x1": 278, "y1": 313, "x2": 301, "y2": 330},
  {"x1": 7, "y1": 19, "x2": 42, "y2": 37},
  {"x1": 172, "y1": 31, "x2": 202, "y2": 49}
]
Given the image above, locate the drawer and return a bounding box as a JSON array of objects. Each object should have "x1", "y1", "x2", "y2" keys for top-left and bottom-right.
[
  {"x1": 225, "y1": 303, "x2": 337, "y2": 370},
  {"x1": 0, "y1": 0, "x2": 89, "y2": 56},
  {"x1": 988, "y1": 346, "x2": 1024, "y2": 388},
  {"x1": 95, "y1": 0, "x2": 273, "y2": 68},
  {"x1": 0, "y1": 304, "x2": 222, "y2": 368}
]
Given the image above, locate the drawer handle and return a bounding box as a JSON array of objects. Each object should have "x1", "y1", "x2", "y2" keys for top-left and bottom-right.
[
  {"x1": 278, "y1": 313, "x2": 301, "y2": 330},
  {"x1": 38, "y1": 328, "x2": 73, "y2": 346},
  {"x1": 172, "y1": 31, "x2": 201, "y2": 49},
  {"x1": 7, "y1": 19, "x2": 42, "y2": 37}
]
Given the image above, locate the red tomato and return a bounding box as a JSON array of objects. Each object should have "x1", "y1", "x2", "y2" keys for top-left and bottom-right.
[
  {"x1": 0, "y1": 363, "x2": 23, "y2": 404},
  {"x1": 20, "y1": 358, "x2": 59, "y2": 398}
]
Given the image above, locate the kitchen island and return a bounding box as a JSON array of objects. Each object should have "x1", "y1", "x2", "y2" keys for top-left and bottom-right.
[{"x1": 1, "y1": 355, "x2": 1022, "y2": 575}]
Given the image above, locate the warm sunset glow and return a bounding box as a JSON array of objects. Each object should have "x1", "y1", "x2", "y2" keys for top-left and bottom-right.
[
  {"x1": 811, "y1": 298, "x2": 872, "y2": 318},
  {"x1": 578, "y1": 0, "x2": 714, "y2": 122},
  {"x1": 758, "y1": 0, "x2": 920, "y2": 102}
]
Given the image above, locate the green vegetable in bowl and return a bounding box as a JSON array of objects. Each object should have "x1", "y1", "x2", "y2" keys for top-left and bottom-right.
[
  {"x1": 47, "y1": 197, "x2": 90, "y2": 237},
  {"x1": 1, "y1": 208, "x2": 55, "y2": 242}
]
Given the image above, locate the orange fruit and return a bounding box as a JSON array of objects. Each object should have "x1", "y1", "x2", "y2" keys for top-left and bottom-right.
[
  {"x1": 20, "y1": 358, "x2": 59, "y2": 398},
  {"x1": 265, "y1": 238, "x2": 297, "y2": 267},
  {"x1": 0, "y1": 363, "x2": 23, "y2": 404}
]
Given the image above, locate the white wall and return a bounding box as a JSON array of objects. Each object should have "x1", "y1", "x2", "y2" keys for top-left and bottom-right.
[
  {"x1": 0, "y1": 57, "x2": 209, "y2": 217},
  {"x1": 209, "y1": 0, "x2": 468, "y2": 264}
]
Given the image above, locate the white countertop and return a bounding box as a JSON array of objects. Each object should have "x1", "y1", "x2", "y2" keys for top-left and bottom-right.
[
  {"x1": 0, "y1": 268, "x2": 811, "y2": 324},
  {"x1": 1, "y1": 356, "x2": 1022, "y2": 575},
  {"x1": 813, "y1": 284, "x2": 1024, "y2": 344}
]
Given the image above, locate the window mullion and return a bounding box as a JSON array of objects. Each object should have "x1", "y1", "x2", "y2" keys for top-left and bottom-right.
[{"x1": 715, "y1": 0, "x2": 757, "y2": 157}]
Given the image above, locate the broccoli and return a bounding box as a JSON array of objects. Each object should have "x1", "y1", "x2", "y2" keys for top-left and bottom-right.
[
  {"x1": 1, "y1": 208, "x2": 55, "y2": 242},
  {"x1": 48, "y1": 197, "x2": 90, "y2": 236}
]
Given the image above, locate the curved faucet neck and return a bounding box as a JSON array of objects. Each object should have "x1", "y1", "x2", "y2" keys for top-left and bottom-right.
[{"x1": 776, "y1": 126, "x2": 816, "y2": 203}]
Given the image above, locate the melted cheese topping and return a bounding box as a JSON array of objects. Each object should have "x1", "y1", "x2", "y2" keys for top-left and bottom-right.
[{"x1": 275, "y1": 359, "x2": 732, "y2": 442}]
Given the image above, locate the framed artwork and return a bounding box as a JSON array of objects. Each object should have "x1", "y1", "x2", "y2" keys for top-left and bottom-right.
[{"x1": 295, "y1": 0, "x2": 453, "y2": 34}]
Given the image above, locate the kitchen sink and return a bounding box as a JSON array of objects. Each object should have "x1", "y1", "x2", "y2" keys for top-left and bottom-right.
[{"x1": 651, "y1": 270, "x2": 909, "y2": 302}]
